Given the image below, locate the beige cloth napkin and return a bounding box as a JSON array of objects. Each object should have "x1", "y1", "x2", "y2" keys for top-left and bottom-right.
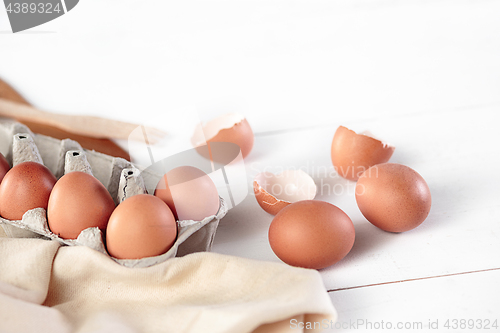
[{"x1": 0, "y1": 236, "x2": 335, "y2": 333}]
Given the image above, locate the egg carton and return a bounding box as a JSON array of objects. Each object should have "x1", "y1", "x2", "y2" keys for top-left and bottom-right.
[{"x1": 0, "y1": 118, "x2": 227, "y2": 268}]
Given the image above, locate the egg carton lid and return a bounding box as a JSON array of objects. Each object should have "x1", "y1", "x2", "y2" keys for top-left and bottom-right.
[{"x1": 0, "y1": 118, "x2": 228, "y2": 268}]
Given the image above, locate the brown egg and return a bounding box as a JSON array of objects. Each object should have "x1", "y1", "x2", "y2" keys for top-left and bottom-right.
[
  {"x1": 0, "y1": 161, "x2": 57, "y2": 220},
  {"x1": 269, "y1": 200, "x2": 355, "y2": 269},
  {"x1": 192, "y1": 113, "x2": 254, "y2": 158},
  {"x1": 106, "y1": 194, "x2": 177, "y2": 260},
  {"x1": 331, "y1": 126, "x2": 395, "y2": 181},
  {"x1": 253, "y1": 170, "x2": 317, "y2": 215},
  {"x1": 0, "y1": 153, "x2": 10, "y2": 183},
  {"x1": 47, "y1": 171, "x2": 115, "y2": 239},
  {"x1": 355, "y1": 163, "x2": 432, "y2": 233},
  {"x1": 155, "y1": 166, "x2": 219, "y2": 221}
]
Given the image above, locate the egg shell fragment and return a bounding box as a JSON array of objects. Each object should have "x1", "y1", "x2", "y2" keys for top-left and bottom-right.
[
  {"x1": 269, "y1": 200, "x2": 355, "y2": 270},
  {"x1": 253, "y1": 170, "x2": 317, "y2": 215},
  {"x1": 331, "y1": 126, "x2": 395, "y2": 181},
  {"x1": 355, "y1": 163, "x2": 432, "y2": 233},
  {"x1": 192, "y1": 113, "x2": 254, "y2": 158}
]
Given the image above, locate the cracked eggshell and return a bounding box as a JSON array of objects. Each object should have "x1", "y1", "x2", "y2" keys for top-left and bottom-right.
[
  {"x1": 192, "y1": 113, "x2": 254, "y2": 158},
  {"x1": 253, "y1": 170, "x2": 317, "y2": 215},
  {"x1": 355, "y1": 163, "x2": 432, "y2": 233},
  {"x1": 331, "y1": 126, "x2": 395, "y2": 181}
]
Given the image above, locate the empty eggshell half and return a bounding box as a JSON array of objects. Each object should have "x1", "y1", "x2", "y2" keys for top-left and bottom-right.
[
  {"x1": 253, "y1": 170, "x2": 317, "y2": 215},
  {"x1": 331, "y1": 126, "x2": 395, "y2": 181},
  {"x1": 192, "y1": 113, "x2": 254, "y2": 158}
]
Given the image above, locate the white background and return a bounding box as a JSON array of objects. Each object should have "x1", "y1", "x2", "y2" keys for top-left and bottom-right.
[{"x1": 1, "y1": 1, "x2": 500, "y2": 332}]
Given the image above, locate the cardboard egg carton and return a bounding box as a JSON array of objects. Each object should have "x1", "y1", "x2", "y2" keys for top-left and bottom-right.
[{"x1": 0, "y1": 118, "x2": 227, "y2": 268}]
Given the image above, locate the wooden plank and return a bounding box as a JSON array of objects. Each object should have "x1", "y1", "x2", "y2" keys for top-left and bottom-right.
[{"x1": 327, "y1": 269, "x2": 500, "y2": 332}]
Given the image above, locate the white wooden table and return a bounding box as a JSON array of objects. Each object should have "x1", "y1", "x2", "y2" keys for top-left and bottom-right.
[{"x1": 2, "y1": 0, "x2": 500, "y2": 331}]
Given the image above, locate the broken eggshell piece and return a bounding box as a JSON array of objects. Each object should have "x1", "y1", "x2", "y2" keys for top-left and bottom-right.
[
  {"x1": 253, "y1": 169, "x2": 317, "y2": 215},
  {"x1": 331, "y1": 126, "x2": 395, "y2": 181},
  {"x1": 191, "y1": 113, "x2": 254, "y2": 159}
]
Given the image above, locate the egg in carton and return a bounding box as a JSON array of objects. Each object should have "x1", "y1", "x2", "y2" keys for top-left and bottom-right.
[{"x1": 0, "y1": 118, "x2": 227, "y2": 268}]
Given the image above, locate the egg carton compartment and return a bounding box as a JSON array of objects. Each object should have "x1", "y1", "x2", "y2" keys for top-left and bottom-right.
[{"x1": 0, "y1": 118, "x2": 228, "y2": 268}]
